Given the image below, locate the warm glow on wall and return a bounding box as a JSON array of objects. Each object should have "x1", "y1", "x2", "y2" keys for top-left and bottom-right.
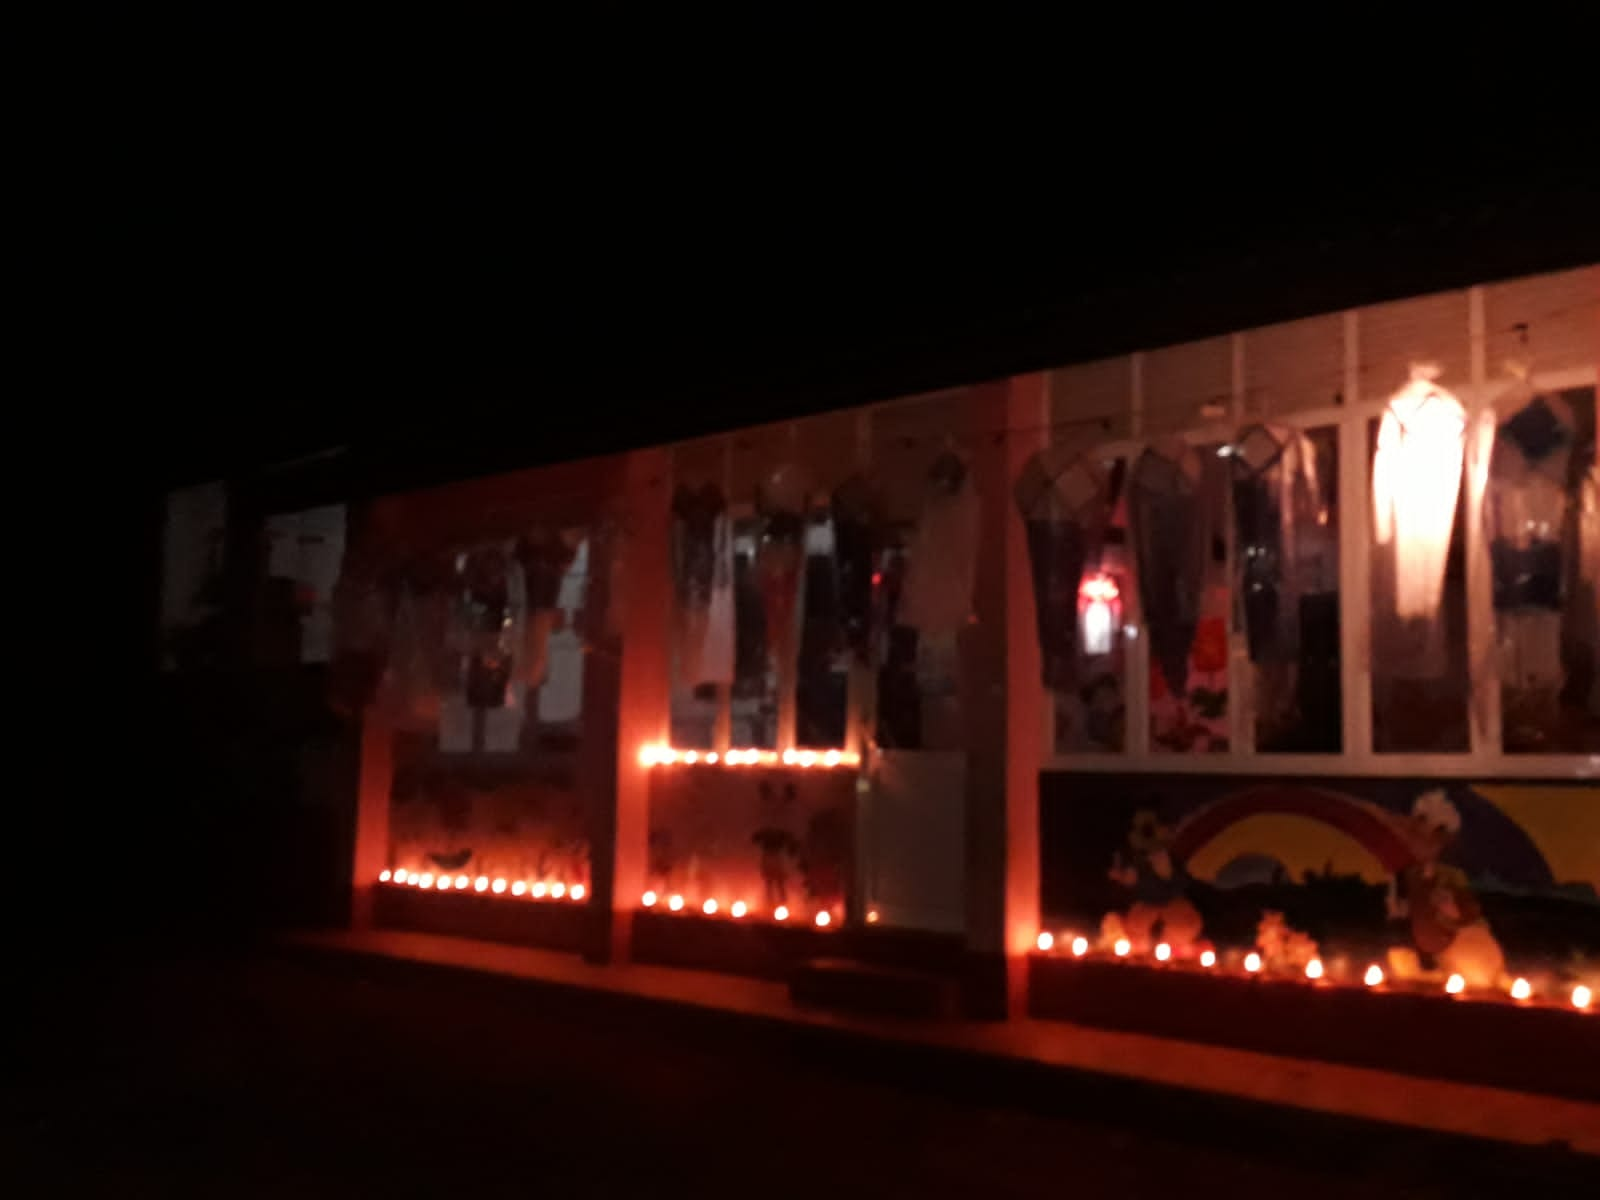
[{"x1": 1037, "y1": 932, "x2": 1055, "y2": 952}]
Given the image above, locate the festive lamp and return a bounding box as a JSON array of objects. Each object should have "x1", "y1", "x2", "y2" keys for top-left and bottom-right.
[
  {"x1": 1154, "y1": 942, "x2": 1171, "y2": 962},
  {"x1": 703, "y1": 898, "x2": 719, "y2": 916},
  {"x1": 378, "y1": 869, "x2": 392, "y2": 883},
  {"x1": 1305, "y1": 958, "x2": 1323, "y2": 980},
  {"x1": 491, "y1": 879, "x2": 507, "y2": 894},
  {"x1": 418, "y1": 873, "x2": 434, "y2": 889},
  {"x1": 1510, "y1": 977, "x2": 1532, "y2": 1001},
  {"x1": 570, "y1": 884, "x2": 586, "y2": 901},
  {"x1": 392, "y1": 869, "x2": 407, "y2": 884},
  {"x1": 1573, "y1": 985, "x2": 1592, "y2": 1011},
  {"x1": 551, "y1": 882, "x2": 566, "y2": 899},
  {"x1": 1445, "y1": 974, "x2": 1465, "y2": 995},
  {"x1": 1073, "y1": 937, "x2": 1090, "y2": 957},
  {"x1": 454, "y1": 875, "x2": 469, "y2": 890},
  {"x1": 437, "y1": 876, "x2": 452, "y2": 890},
  {"x1": 474, "y1": 876, "x2": 489, "y2": 893},
  {"x1": 1364, "y1": 965, "x2": 1384, "y2": 988},
  {"x1": 668, "y1": 894, "x2": 684, "y2": 911},
  {"x1": 815, "y1": 911, "x2": 831, "y2": 928},
  {"x1": 824, "y1": 750, "x2": 841, "y2": 767},
  {"x1": 1037, "y1": 932, "x2": 1055, "y2": 952},
  {"x1": 511, "y1": 881, "x2": 527, "y2": 897},
  {"x1": 865, "y1": 909, "x2": 879, "y2": 924},
  {"x1": 1199, "y1": 949, "x2": 1216, "y2": 968},
  {"x1": 641, "y1": 890, "x2": 657, "y2": 907},
  {"x1": 1113, "y1": 938, "x2": 1131, "y2": 957},
  {"x1": 532, "y1": 882, "x2": 548, "y2": 899},
  {"x1": 730, "y1": 901, "x2": 747, "y2": 918},
  {"x1": 1244, "y1": 952, "x2": 1262, "y2": 973},
  {"x1": 799, "y1": 751, "x2": 817, "y2": 768},
  {"x1": 773, "y1": 905, "x2": 789, "y2": 922},
  {"x1": 638, "y1": 745, "x2": 658, "y2": 767},
  {"x1": 1078, "y1": 573, "x2": 1122, "y2": 656}
]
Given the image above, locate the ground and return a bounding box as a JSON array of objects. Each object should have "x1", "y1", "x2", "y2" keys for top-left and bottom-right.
[{"x1": 10, "y1": 945, "x2": 1595, "y2": 1197}]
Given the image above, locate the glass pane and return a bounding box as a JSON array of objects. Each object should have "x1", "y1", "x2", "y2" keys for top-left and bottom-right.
[
  {"x1": 795, "y1": 508, "x2": 849, "y2": 748},
  {"x1": 1130, "y1": 442, "x2": 1231, "y2": 754},
  {"x1": 1232, "y1": 425, "x2": 1342, "y2": 752},
  {"x1": 1370, "y1": 399, "x2": 1470, "y2": 752},
  {"x1": 730, "y1": 516, "x2": 778, "y2": 749},
  {"x1": 1493, "y1": 385, "x2": 1600, "y2": 753}
]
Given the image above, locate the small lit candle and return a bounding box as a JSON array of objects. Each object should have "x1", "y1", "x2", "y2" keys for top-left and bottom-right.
[
  {"x1": 799, "y1": 751, "x2": 817, "y2": 768},
  {"x1": 392, "y1": 869, "x2": 407, "y2": 884},
  {"x1": 1244, "y1": 952, "x2": 1262, "y2": 973},
  {"x1": 705, "y1": 752, "x2": 718, "y2": 764},
  {"x1": 865, "y1": 909, "x2": 879, "y2": 924},
  {"x1": 1073, "y1": 937, "x2": 1090, "y2": 957},
  {"x1": 1364, "y1": 964, "x2": 1384, "y2": 987},
  {"x1": 491, "y1": 878, "x2": 507, "y2": 894},
  {"x1": 684, "y1": 750, "x2": 699, "y2": 765},
  {"x1": 1305, "y1": 958, "x2": 1323, "y2": 980},
  {"x1": 455, "y1": 875, "x2": 468, "y2": 890},
  {"x1": 379, "y1": 869, "x2": 392, "y2": 883},
  {"x1": 570, "y1": 884, "x2": 586, "y2": 901},
  {"x1": 668, "y1": 894, "x2": 684, "y2": 911},
  {"x1": 815, "y1": 910, "x2": 831, "y2": 928},
  {"x1": 703, "y1": 898, "x2": 719, "y2": 915},
  {"x1": 551, "y1": 883, "x2": 566, "y2": 899},
  {"x1": 1199, "y1": 949, "x2": 1216, "y2": 968},
  {"x1": 438, "y1": 876, "x2": 452, "y2": 890},
  {"x1": 474, "y1": 876, "x2": 489, "y2": 893},
  {"x1": 731, "y1": 901, "x2": 747, "y2": 918},
  {"x1": 418, "y1": 873, "x2": 434, "y2": 889},
  {"x1": 773, "y1": 905, "x2": 789, "y2": 921},
  {"x1": 1113, "y1": 938, "x2": 1131, "y2": 957},
  {"x1": 1446, "y1": 973, "x2": 1465, "y2": 995},
  {"x1": 511, "y1": 881, "x2": 527, "y2": 897},
  {"x1": 641, "y1": 890, "x2": 657, "y2": 907},
  {"x1": 1154, "y1": 942, "x2": 1171, "y2": 962},
  {"x1": 1509, "y1": 977, "x2": 1531, "y2": 1001},
  {"x1": 532, "y1": 882, "x2": 548, "y2": 899},
  {"x1": 1037, "y1": 932, "x2": 1055, "y2": 952},
  {"x1": 1573, "y1": 984, "x2": 1592, "y2": 1010},
  {"x1": 782, "y1": 749, "x2": 798, "y2": 765},
  {"x1": 824, "y1": 750, "x2": 841, "y2": 767}
]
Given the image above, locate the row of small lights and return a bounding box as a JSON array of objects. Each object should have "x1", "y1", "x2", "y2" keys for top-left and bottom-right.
[
  {"x1": 1033, "y1": 931, "x2": 1594, "y2": 1012},
  {"x1": 640, "y1": 889, "x2": 844, "y2": 928},
  {"x1": 638, "y1": 744, "x2": 862, "y2": 769},
  {"x1": 380, "y1": 869, "x2": 587, "y2": 903}
]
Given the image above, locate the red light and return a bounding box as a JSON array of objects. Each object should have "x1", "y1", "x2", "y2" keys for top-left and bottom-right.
[
  {"x1": 474, "y1": 876, "x2": 489, "y2": 893},
  {"x1": 491, "y1": 878, "x2": 507, "y2": 894},
  {"x1": 668, "y1": 894, "x2": 684, "y2": 911},
  {"x1": 703, "y1": 898, "x2": 718, "y2": 915},
  {"x1": 731, "y1": 901, "x2": 747, "y2": 918},
  {"x1": 641, "y1": 890, "x2": 657, "y2": 907},
  {"x1": 570, "y1": 883, "x2": 586, "y2": 901},
  {"x1": 815, "y1": 911, "x2": 831, "y2": 928},
  {"x1": 773, "y1": 905, "x2": 789, "y2": 921},
  {"x1": 378, "y1": 869, "x2": 392, "y2": 883}
]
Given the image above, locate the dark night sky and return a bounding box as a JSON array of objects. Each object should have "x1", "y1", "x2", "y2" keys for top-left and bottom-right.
[{"x1": 98, "y1": 72, "x2": 1599, "y2": 500}]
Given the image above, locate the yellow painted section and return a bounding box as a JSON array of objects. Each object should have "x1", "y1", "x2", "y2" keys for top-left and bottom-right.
[
  {"x1": 1186, "y1": 812, "x2": 1390, "y2": 885},
  {"x1": 1473, "y1": 783, "x2": 1600, "y2": 890}
]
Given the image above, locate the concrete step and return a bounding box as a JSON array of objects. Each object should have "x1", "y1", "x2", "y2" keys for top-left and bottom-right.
[{"x1": 789, "y1": 956, "x2": 961, "y2": 1020}]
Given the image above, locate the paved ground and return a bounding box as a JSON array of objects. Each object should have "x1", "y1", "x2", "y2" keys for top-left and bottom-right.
[{"x1": 10, "y1": 945, "x2": 1595, "y2": 1197}]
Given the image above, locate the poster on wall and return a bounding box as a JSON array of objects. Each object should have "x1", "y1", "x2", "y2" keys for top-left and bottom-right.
[
  {"x1": 1040, "y1": 773, "x2": 1600, "y2": 988},
  {"x1": 648, "y1": 768, "x2": 854, "y2": 920}
]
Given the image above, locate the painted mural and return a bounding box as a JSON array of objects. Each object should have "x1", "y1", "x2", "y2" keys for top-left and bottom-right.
[
  {"x1": 648, "y1": 768, "x2": 855, "y2": 921},
  {"x1": 386, "y1": 731, "x2": 591, "y2": 889},
  {"x1": 1040, "y1": 774, "x2": 1600, "y2": 990}
]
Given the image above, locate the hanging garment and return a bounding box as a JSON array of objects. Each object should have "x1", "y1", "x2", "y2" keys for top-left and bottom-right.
[
  {"x1": 1373, "y1": 370, "x2": 1467, "y2": 620},
  {"x1": 1015, "y1": 450, "x2": 1114, "y2": 691},
  {"x1": 672, "y1": 483, "x2": 727, "y2": 687},
  {"x1": 1230, "y1": 424, "x2": 1330, "y2": 664},
  {"x1": 539, "y1": 537, "x2": 589, "y2": 724},
  {"x1": 1129, "y1": 441, "x2": 1225, "y2": 696},
  {"x1": 831, "y1": 474, "x2": 877, "y2": 661},
  {"x1": 899, "y1": 459, "x2": 981, "y2": 636}
]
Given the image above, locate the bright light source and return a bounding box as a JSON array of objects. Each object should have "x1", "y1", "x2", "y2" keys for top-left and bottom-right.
[
  {"x1": 1037, "y1": 932, "x2": 1055, "y2": 952},
  {"x1": 731, "y1": 901, "x2": 747, "y2": 918},
  {"x1": 570, "y1": 884, "x2": 586, "y2": 901},
  {"x1": 532, "y1": 882, "x2": 548, "y2": 899},
  {"x1": 866, "y1": 909, "x2": 879, "y2": 924},
  {"x1": 511, "y1": 881, "x2": 527, "y2": 897},
  {"x1": 668, "y1": 894, "x2": 684, "y2": 911},
  {"x1": 1510, "y1": 977, "x2": 1531, "y2": 1001},
  {"x1": 641, "y1": 890, "x2": 657, "y2": 907},
  {"x1": 551, "y1": 882, "x2": 566, "y2": 899},
  {"x1": 774, "y1": 905, "x2": 789, "y2": 921},
  {"x1": 491, "y1": 879, "x2": 507, "y2": 894},
  {"x1": 379, "y1": 869, "x2": 392, "y2": 883},
  {"x1": 474, "y1": 876, "x2": 489, "y2": 893},
  {"x1": 1199, "y1": 950, "x2": 1216, "y2": 968},
  {"x1": 1305, "y1": 958, "x2": 1323, "y2": 980},
  {"x1": 684, "y1": 750, "x2": 699, "y2": 765},
  {"x1": 455, "y1": 875, "x2": 469, "y2": 890},
  {"x1": 799, "y1": 751, "x2": 817, "y2": 768},
  {"x1": 824, "y1": 750, "x2": 841, "y2": 767},
  {"x1": 1446, "y1": 973, "x2": 1465, "y2": 995},
  {"x1": 438, "y1": 876, "x2": 452, "y2": 890},
  {"x1": 1114, "y1": 938, "x2": 1131, "y2": 957},
  {"x1": 1364, "y1": 965, "x2": 1384, "y2": 987},
  {"x1": 705, "y1": 752, "x2": 718, "y2": 764},
  {"x1": 392, "y1": 869, "x2": 407, "y2": 884},
  {"x1": 1244, "y1": 952, "x2": 1262, "y2": 973},
  {"x1": 1073, "y1": 937, "x2": 1090, "y2": 957},
  {"x1": 815, "y1": 911, "x2": 831, "y2": 928},
  {"x1": 702, "y1": 898, "x2": 718, "y2": 915},
  {"x1": 638, "y1": 745, "x2": 658, "y2": 767},
  {"x1": 1154, "y1": 942, "x2": 1171, "y2": 962},
  {"x1": 1574, "y1": 985, "x2": 1592, "y2": 1010},
  {"x1": 782, "y1": 749, "x2": 798, "y2": 765},
  {"x1": 661, "y1": 749, "x2": 679, "y2": 765},
  {"x1": 418, "y1": 873, "x2": 434, "y2": 888}
]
